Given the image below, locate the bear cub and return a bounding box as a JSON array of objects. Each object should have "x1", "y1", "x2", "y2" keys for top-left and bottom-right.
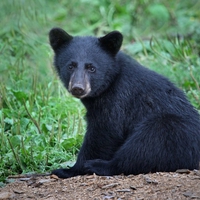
[{"x1": 49, "y1": 28, "x2": 200, "y2": 178}]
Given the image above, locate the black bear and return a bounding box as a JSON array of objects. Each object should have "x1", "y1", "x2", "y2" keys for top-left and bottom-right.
[{"x1": 49, "y1": 28, "x2": 200, "y2": 178}]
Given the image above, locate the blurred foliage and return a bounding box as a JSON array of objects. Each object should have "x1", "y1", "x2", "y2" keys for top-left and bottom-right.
[{"x1": 0, "y1": 0, "x2": 199, "y2": 183}]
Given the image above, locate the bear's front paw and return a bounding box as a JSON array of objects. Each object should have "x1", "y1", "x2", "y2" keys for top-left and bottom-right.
[
  {"x1": 52, "y1": 168, "x2": 74, "y2": 178},
  {"x1": 84, "y1": 159, "x2": 111, "y2": 176}
]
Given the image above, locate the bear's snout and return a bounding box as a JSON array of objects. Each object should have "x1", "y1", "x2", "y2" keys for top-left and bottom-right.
[{"x1": 71, "y1": 84, "x2": 85, "y2": 97}]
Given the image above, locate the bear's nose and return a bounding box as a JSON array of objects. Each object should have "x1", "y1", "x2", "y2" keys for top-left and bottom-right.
[{"x1": 71, "y1": 86, "x2": 85, "y2": 96}]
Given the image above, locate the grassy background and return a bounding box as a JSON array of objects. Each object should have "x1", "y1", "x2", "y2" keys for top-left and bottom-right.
[{"x1": 0, "y1": 0, "x2": 200, "y2": 184}]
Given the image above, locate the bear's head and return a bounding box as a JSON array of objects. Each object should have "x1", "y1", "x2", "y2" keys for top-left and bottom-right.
[{"x1": 49, "y1": 28, "x2": 123, "y2": 99}]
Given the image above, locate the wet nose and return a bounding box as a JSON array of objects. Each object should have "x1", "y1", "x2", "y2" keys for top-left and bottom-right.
[{"x1": 71, "y1": 85, "x2": 85, "y2": 96}]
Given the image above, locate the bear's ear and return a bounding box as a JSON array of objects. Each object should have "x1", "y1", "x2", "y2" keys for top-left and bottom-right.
[
  {"x1": 49, "y1": 28, "x2": 73, "y2": 51},
  {"x1": 99, "y1": 31, "x2": 123, "y2": 55}
]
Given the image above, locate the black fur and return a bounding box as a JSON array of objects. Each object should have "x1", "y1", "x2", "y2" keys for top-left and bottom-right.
[{"x1": 49, "y1": 28, "x2": 200, "y2": 178}]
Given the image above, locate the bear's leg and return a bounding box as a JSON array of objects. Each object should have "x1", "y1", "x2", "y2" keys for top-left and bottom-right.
[
  {"x1": 52, "y1": 167, "x2": 80, "y2": 178},
  {"x1": 52, "y1": 139, "x2": 94, "y2": 178},
  {"x1": 51, "y1": 159, "x2": 88, "y2": 178},
  {"x1": 84, "y1": 113, "x2": 200, "y2": 176},
  {"x1": 52, "y1": 127, "x2": 119, "y2": 178}
]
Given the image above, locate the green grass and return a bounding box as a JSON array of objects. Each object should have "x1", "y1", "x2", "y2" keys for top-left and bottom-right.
[{"x1": 0, "y1": 0, "x2": 200, "y2": 184}]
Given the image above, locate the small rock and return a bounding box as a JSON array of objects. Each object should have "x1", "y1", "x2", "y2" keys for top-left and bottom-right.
[
  {"x1": 143, "y1": 175, "x2": 158, "y2": 185},
  {"x1": 193, "y1": 169, "x2": 200, "y2": 177},
  {"x1": 183, "y1": 191, "x2": 200, "y2": 198}
]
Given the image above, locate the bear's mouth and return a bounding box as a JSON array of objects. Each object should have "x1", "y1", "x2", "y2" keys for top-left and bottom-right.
[{"x1": 71, "y1": 92, "x2": 88, "y2": 99}]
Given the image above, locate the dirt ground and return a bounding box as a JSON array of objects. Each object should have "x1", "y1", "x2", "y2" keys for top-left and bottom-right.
[{"x1": 0, "y1": 170, "x2": 200, "y2": 200}]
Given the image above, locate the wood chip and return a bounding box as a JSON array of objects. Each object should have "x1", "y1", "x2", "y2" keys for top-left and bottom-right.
[
  {"x1": 130, "y1": 186, "x2": 137, "y2": 190},
  {"x1": 38, "y1": 179, "x2": 52, "y2": 184},
  {"x1": 116, "y1": 189, "x2": 131, "y2": 192},
  {"x1": 19, "y1": 178, "x2": 31, "y2": 181},
  {"x1": 0, "y1": 192, "x2": 15, "y2": 199},
  {"x1": 50, "y1": 174, "x2": 59, "y2": 179},
  {"x1": 13, "y1": 189, "x2": 25, "y2": 194},
  {"x1": 102, "y1": 183, "x2": 119, "y2": 189},
  {"x1": 103, "y1": 195, "x2": 115, "y2": 199},
  {"x1": 176, "y1": 169, "x2": 190, "y2": 174}
]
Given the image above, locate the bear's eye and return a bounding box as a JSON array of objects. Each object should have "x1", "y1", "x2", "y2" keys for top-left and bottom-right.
[
  {"x1": 85, "y1": 64, "x2": 96, "y2": 73},
  {"x1": 68, "y1": 62, "x2": 77, "y2": 70}
]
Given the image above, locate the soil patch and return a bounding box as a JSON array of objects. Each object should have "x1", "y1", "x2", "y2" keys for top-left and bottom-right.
[{"x1": 0, "y1": 170, "x2": 200, "y2": 200}]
